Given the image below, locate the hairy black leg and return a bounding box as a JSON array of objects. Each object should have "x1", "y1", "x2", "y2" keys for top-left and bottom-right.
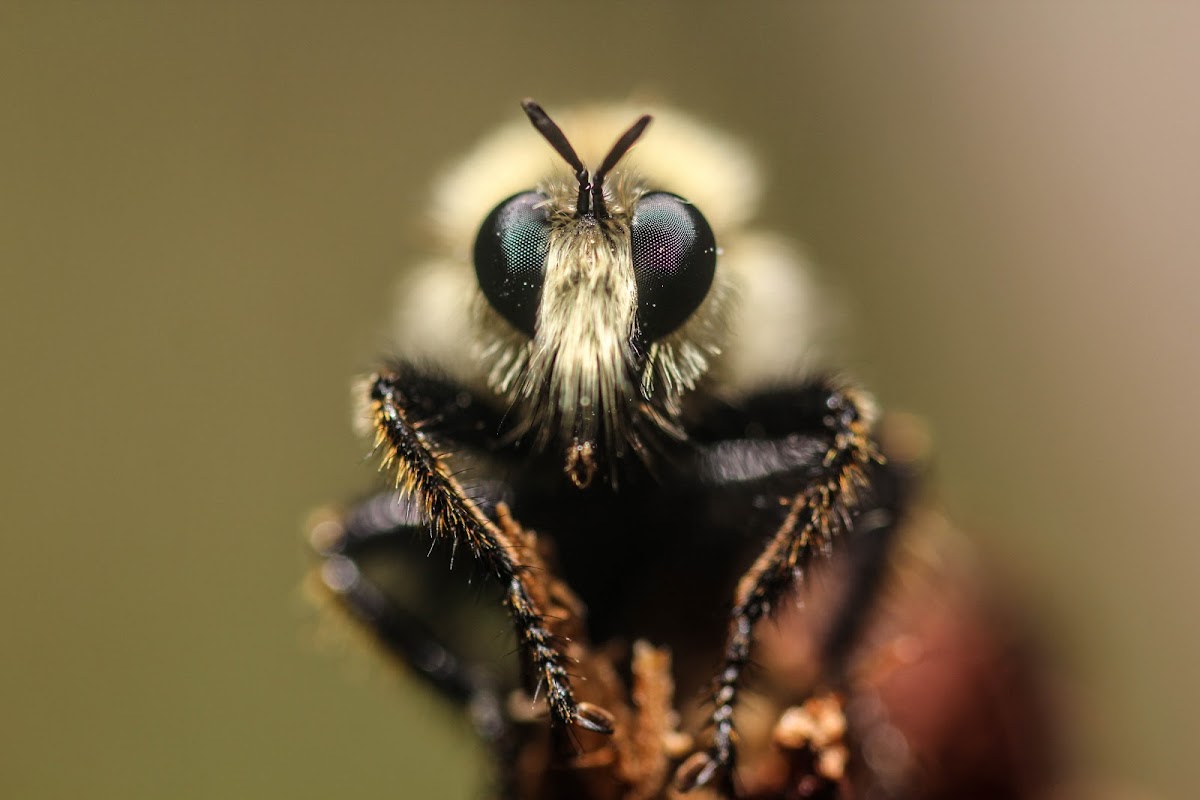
[
  {"x1": 365, "y1": 365, "x2": 613, "y2": 735},
  {"x1": 674, "y1": 380, "x2": 890, "y2": 793},
  {"x1": 310, "y1": 489, "x2": 510, "y2": 742}
]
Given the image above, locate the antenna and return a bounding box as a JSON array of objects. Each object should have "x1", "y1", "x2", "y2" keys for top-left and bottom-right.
[
  {"x1": 591, "y1": 114, "x2": 652, "y2": 218},
  {"x1": 520, "y1": 100, "x2": 653, "y2": 219},
  {"x1": 521, "y1": 99, "x2": 592, "y2": 216}
]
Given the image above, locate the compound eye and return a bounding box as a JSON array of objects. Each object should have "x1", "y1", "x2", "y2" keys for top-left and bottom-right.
[
  {"x1": 630, "y1": 192, "x2": 717, "y2": 341},
  {"x1": 474, "y1": 191, "x2": 550, "y2": 336}
]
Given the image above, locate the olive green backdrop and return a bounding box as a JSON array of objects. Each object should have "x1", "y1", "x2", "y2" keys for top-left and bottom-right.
[{"x1": 2, "y1": 3, "x2": 1194, "y2": 799}]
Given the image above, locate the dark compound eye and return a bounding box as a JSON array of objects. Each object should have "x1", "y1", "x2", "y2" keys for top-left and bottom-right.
[
  {"x1": 630, "y1": 192, "x2": 717, "y2": 341},
  {"x1": 474, "y1": 191, "x2": 550, "y2": 336}
]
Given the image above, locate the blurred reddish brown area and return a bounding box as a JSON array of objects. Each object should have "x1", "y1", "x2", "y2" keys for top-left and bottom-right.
[{"x1": 501, "y1": 418, "x2": 1063, "y2": 800}]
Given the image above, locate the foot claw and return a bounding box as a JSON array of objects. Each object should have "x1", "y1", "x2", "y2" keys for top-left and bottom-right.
[
  {"x1": 673, "y1": 750, "x2": 722, "y2": 792},
  {"x1": 573, "y1": 701, "x2": 615, "y2": 734}
]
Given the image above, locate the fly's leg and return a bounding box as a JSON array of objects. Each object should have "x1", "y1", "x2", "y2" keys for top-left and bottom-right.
[
  {"x1": 675, "y1": 381, "x2": 896, "y2": 793},
  {"x1": 358, "y1": 365, "x2": 613, "y2": 735},
  {"x1": 309, "y1": 488, "x2": 510, "y2": 742}
]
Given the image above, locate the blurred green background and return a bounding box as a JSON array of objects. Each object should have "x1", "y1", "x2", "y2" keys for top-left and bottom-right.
[{"x1": 2, "y1": 3, "x2": 1195, "y2": 798}]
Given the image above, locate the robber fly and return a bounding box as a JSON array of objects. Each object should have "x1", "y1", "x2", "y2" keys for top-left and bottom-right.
[{"x1": 309, "y1": 100, "x2": 907, "y2": 798}]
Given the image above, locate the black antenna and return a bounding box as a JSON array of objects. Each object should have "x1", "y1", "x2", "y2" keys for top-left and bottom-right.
[
  {"x1": 521, "y1": 99, "x2": 592, "y2": 216},
  {"x1": 520, "y1": 100, "x2": 653, "y2": 219},
  {"x1": 591, "y1": 114, "x2": 652, "y2": 219}
]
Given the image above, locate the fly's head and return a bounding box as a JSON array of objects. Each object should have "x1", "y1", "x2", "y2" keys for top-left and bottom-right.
[{"x1": 472, "y1": 100, "x2": 730, "y2": 485}]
